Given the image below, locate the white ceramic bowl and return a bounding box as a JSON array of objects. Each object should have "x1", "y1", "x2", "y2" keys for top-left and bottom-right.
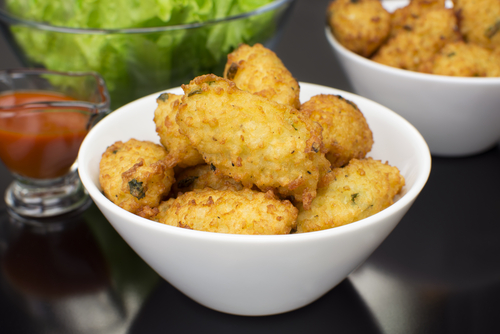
[
  {"x1": 78, "y1": 83, "x2": 431, "y2": 316},
  {"x1": 326, "y1": 24, "x2": 500, "y2": 157}
]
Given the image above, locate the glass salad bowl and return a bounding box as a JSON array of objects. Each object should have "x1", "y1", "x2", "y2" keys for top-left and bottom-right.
[{"x1": 0, "y1": 0, "x2": 296, "y2": 110}]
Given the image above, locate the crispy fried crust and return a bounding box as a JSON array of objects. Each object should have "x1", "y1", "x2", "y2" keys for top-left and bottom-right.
[
  {"x1": 453, "y1": 0, "x2": 500, "y2": 50},
  {"x1": 171, "y1": 164, "x2": 244, "y2": 196},
  {"x1": 153, "y1": 188, "x2": 298, "y2": 235},
  {"x1": 223, "y1": 43, "x2": 301, "y2": 109},
  {"x1": 296, "y1": 158, "x2": 405, "y2": 233},
  {"x1": 390, "y1": 0, "x2": 446, "y2": 37},
  {"x1": 372, "y1": 8, "x2": 461, "y2": 71},
  {"x1": 153, "y1": 93, "x2": 204, "y2": 168},
  {"x1": 99, "y1": 139, "x2": 175, "y2": 218},
  {"x1": 494, "y1": 45, "x2": 500, "y2": 57},
  {"x1": 422, "y1": 41, "x2": 500, "y2": 76},
  {"x1": 177, "y1": 74, "x2": 331, "y2": 209},
  {"x1": 327, "y1": 0, "x2": 391, "y2": 57},
  {"x1": 300, "y1": 94, "x2": 373, "y2": 169}
]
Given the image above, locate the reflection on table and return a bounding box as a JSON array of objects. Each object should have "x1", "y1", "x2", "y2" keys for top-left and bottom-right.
[{"x1": 0, "y1": 203, "x2": 159, "y2": 334}]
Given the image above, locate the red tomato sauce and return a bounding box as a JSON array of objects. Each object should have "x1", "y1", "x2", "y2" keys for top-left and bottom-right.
[{"x1": 0, "y1": 91, "x2": 90, "y2": 179}]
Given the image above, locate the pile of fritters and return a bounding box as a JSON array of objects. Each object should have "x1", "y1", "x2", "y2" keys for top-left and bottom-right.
[
  {"x1": 327, "y1": 0, "x2": 500, "y2": 77},
  {"x1": 99, "y1": 43, "x2": 405, "y2": 235}
]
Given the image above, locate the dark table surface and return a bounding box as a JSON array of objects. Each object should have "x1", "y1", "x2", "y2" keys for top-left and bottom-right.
[{"x1": 1, "y1": 0, "x2": 500, "y2": 333}]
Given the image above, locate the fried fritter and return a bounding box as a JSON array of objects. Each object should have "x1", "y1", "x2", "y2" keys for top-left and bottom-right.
[
  {"x1": 177, "y1": 74, "x2": 331, "y2": 210},
  {"x1": 223, "y1": 43, "x2": 301, "y2": 109},
  {"x1": 390, "y1": 0, "x2": 446, "y2": 38},
  {"x1": 99, "y1": 139, "x2": 175, "y2": 218},
  {"x1": 372, "y1": 8, "x2": 461, "y2": 71},
  {"x1": 423, "y1": 41, "x2": 500, "y2": 76},
  {"x1": 153, "y1": 93, "x2": 204, "y2": 168},
  {"x1": 453, "y1": 0, "x2": 500, "y2": 50},
  {"x1": 494, "y1": 45, "x2": 500, "y2": 58},
  {"x1": 171, "y1": 164, "x2": 244, "y2": 196},
  {"x1": 300, "y1": 94, "x2": 373, "y2": 169},
  {"x1": 153, "y1": 188, "x2": 298, "y2": 235},
  {"x1": 327, "y1": 0, "x2": 391, "y2": 57},
  {"x1": 296, "y1": 158, "x2": 405, "y2": 233}
]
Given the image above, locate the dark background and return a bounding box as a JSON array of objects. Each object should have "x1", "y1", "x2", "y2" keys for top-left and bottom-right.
[{"x1": 1, "y1": 0, "x2": 500, "y2": 333}]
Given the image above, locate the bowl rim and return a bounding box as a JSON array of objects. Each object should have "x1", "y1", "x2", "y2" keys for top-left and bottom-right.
[
  {"x1": 0, "y1": 0, "x2": 294, "y2": 34},
  {"x1": 78, "y1": 82, "x2": 431, "y2": 243},
  {"x1": 325, "y1": 26, "x2": 500, "y2": 84}
]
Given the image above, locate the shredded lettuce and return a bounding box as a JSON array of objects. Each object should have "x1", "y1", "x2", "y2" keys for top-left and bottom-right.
[{"x1": 6, "y1": 0, "x2": 284, "y2": 108}]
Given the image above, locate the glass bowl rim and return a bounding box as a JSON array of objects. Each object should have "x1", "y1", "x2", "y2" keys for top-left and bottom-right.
[{"x1": 0, "y1": 0, "x2": 294, "y2": 34}]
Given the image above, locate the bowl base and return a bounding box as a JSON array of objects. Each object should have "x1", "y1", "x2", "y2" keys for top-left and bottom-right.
[{"x1": 5, "y1": 170, "x2": 90, "y2": 218}]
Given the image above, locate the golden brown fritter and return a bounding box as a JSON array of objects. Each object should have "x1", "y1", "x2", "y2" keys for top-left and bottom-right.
[
  {"x1": 300, "y1": 94, "x2": 373, "y2": 169},
  {"x1": 296, "y1": 158, "x2": 405, "y2": 233},
  {"x1": 494, "y1": 45, "x2": 500, "y2": 57},
  {"x1": 153, "y1": 93, "x2": 204, "y2": 168},
  {"x1": 170, "y1": 164, "x2": 244, "y2": 196},
  {"x1": 176, "y1": 74, "x2": 331, "y2": 210},
  {"x1": 153, "y1": 188, "x2": 298, "y2": 235},
  {"x1": 223, "y1": 43, "x2": 301, "y2": 109},
  {"x1": 390, "y1": 0, "x2": 446, "y2": 38},
  {"x1": 372, "y1": 8, "x2": 461, "y2": 71},
  {"x1": 99, "y1": 139, "x2": 175, "y2": 218},
  {"x1": 423, "y1": 41, "x2": 500, "y2": 76},
  {"x1": 453, "y1": 0, "x2": 500, "y2": 50},
  {"x1": 327, "y1": 0, "x2": 391, "y2": 57}
]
